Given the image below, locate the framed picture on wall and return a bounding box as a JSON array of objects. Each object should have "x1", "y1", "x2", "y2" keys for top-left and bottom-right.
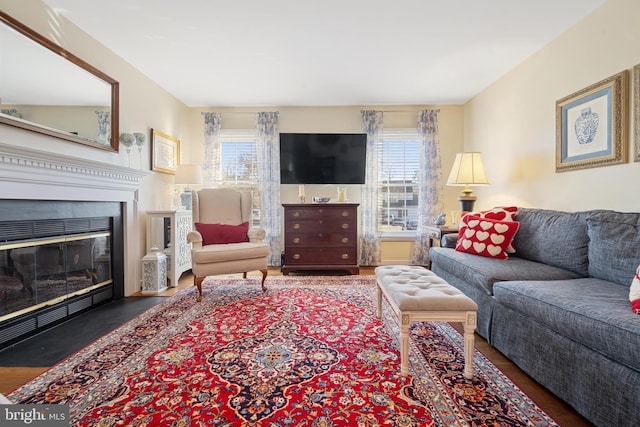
[
  {"x1": 151, "y1": 129, "x2": 180, "y2": 174},
  {"x1": 634, "y1": 64, "x2": 640, "y2": 162},
  {"x1": 555, "y1": 70, "x2": 628, "y2": 172}
]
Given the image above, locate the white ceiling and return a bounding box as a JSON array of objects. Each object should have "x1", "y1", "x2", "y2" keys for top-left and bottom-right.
[{"x1": 41, "y1": 0, "x2": 607, "y2": 107}]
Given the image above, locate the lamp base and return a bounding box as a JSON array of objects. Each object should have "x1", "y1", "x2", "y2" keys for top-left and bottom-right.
[
  {"x1": 180, "y1": 190, "x2": 192, "y2": 210},
  {"x1": 458, "y1": 195, "x2": 477, "y2": 213}
]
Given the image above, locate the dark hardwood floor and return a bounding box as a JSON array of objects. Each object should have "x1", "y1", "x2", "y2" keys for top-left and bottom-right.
[{"x1": 0, "y1": 268, "x2": 594, "y2": 426}]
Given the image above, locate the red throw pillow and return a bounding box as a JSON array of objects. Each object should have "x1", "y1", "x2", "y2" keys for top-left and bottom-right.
[
  {"x1": 455, "y1": 215, "x2": 520, "y2": 260},
  {"x1": 463, "y1": 206, "x2": 519, "y2": 252},
  {"x1": 195, "y1": 222, "x2": 249, "y2": 245}
]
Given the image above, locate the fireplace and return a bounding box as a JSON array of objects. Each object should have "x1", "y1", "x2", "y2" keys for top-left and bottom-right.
[{"x1": 0, "y1": 142, "x2": 146, "y2": 348}]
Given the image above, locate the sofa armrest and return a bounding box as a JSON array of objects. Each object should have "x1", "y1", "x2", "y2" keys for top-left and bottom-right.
[
  {"x1": 248, "y1": 227, "x2": 266, "y2": 242},
  {"x1": 441, "y1": 233, "x2": 458, "y2": 248}
]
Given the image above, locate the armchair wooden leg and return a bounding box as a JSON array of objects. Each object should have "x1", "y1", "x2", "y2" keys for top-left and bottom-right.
[
  {"x1": 194, "y1": 276, "x2": 204, "y2": 302},
  {"x1": 260, "y1": 269, "x2": 267, "y2": 292},
  {"x1": 243, "y1": 272, "x2": 247, "y2": 278}
]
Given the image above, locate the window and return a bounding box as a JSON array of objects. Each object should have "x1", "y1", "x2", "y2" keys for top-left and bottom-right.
[
  {"x1": 378, "y1": 129, "x2": 420, "y2": 233},
  {"x1": 219, "y1": 130, "x2": 261, "y2": 226}
]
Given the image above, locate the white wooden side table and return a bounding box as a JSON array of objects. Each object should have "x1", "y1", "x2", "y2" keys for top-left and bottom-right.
[{"x1": 146, "y1": 210, "x2": 192, "y2": 287}]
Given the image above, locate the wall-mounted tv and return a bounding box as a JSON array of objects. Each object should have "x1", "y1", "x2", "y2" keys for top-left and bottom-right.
[{"x1": 279, "y1": 133, "x2": 367, "y2": 184}]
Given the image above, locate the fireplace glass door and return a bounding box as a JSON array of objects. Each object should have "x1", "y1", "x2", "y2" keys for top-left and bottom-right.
[{"x1": 0, "y1": 232, "x2": 112, "y2": 321}]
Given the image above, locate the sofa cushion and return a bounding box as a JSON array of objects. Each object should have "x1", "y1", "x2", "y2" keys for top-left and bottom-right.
[
  {"x1": 455, "y1": 215, "x2": 520, "y2": 260},
  {"x1": 430, "y1": 247, "x2": 583, "y2": 296},
  {"x1": 511, "y1": 208, "x2": 590, "y2": 276},
  {"x1": 587, "y1": 210, "x2": 640, "y2": 286},
  {"x1": 494, "y1": 279, "x2": 640, "y2": 373}
]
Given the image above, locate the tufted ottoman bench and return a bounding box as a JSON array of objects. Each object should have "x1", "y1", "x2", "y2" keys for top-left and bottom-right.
[{"x1": 375, "y1": 265, "x2": 478, "y2": 379}]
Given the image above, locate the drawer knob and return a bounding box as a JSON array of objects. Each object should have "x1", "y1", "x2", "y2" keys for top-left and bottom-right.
[
  {"x1": 341, "y1": 223, "x2": 349, "y2": 229},
  {"x1": 293, "y1": 211, "x2": 300, "y2": 217},
  {"x1": 341, "y1": 237, "x2": 349, "y2": 244},
  {"x1": 341, "y1": 211, "x2": 349, "y2": 217},
  {"x1": 293, "y1": 223, "x2": 300, "y2": 229},
  {"x1": 293, "y1": 253, "x2": 300, "y2": 260},
  {"x1": 341, "y1": 253, "x2": 349, "y2": 260},
  {"x1": 293, "y1": 237, "x2": 300, "y2": 244}
]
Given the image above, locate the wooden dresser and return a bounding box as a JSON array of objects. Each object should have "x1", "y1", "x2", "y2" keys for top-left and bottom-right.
[{"x1": 282, "y1": 203, "x2": 359, "y2": 275}]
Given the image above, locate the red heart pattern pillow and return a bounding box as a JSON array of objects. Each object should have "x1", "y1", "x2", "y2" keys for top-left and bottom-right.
[
  {"x1": 455, "y1": 215, "x2": 520, "y2": 260},
  {"x1": 463, "y1": 206, "x2": 519, "y2": 252}
]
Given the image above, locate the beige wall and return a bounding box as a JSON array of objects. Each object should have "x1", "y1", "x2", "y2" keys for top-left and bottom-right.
[{"x1": 464, "y1": 0, "x2": 640, "y2": 212}]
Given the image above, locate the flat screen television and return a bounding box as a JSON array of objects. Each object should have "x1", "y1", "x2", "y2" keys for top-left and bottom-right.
[{"x1": 279, "y1": 133, "x2": 367, "y2": 184}]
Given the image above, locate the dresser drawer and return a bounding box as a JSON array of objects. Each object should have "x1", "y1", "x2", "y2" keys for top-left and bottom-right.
[
  {"x1": 284, "y1": 218, "x2": 356, "y2": 233},
  {"x1": 284, "y1": 248, "x2": 357, "y2": 265},
  {"x1": 286, "y1": 232, "x2": 355, "y2": 247},
  {"x1": 285, "y1": 207, "x2": 356, "y2": 220}
]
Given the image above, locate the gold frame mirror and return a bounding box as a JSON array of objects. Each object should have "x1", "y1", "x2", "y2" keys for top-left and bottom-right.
[{"x1": 0, "y1": 12, "x2": 119, "y2": 151}]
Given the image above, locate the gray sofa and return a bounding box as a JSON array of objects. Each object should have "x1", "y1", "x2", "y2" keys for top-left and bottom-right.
[{"x1": 429, "y1": 208, "x2": 640, "y2": 427}]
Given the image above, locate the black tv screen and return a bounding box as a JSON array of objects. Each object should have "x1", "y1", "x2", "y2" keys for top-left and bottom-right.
[{"x1": 279, "y1": 133, "x2": 367, "y2": 184}]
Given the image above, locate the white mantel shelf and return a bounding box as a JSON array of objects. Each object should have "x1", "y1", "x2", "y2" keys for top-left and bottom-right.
[{"x1": 0, "y1": 142, "x2": 148, "y2": 191}]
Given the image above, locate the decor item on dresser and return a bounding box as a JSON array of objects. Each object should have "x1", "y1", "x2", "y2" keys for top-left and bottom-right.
[
  {"x1": 429, "y1": 207, "x2": 640, "y2": 427},
  {"x1": 187, "y1": 188, "x2": 270, "y2": 302},
  {"x1": 556, "y1": 70, "x2": 628, "y2": 172},
  {"x1": 151, "y1": 128, "x2": 180, "y2": 174},
  {"x1": 446, "y1": 152, "x2": 490, "y2": 212},
  {"x1": 282, "y1": 203, "x2": 359, "y2": 275},
  {"x1": 174, "y1": 164, "x2": 203, "y2": 210}
]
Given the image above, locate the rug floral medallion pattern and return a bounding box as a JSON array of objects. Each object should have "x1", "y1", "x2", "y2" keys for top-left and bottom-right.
[{"x1": 8, "y1": 275, "x2": 559, "y2": 426}]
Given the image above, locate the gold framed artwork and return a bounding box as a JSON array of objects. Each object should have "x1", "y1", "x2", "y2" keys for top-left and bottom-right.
[
  {"x1": 151, "y1": 129, "x2": 180, "y2": 174},
  {"x1": 634, "y1": 64, "x2": 640, "y2": 162},
  {"x1": 555, "y1": 70, "x2": 628, "y2": 172}
]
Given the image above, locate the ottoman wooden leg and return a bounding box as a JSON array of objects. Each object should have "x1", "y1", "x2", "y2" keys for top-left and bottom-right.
[
  {"x1": 376, "y1": 284, "x2": 382, "y2": 318},
  {"x1": 400, "y1": 314, "x2": 411, "y2": 376},
  {"x1": 463, "y1": 311, "x2": 477, "y2": 379}
]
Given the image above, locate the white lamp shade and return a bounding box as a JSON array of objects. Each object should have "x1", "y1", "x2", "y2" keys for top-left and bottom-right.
[
  {"x1": 174, "y1": 164, "x2": 203, "y2": 185},
  {"x1": 446, "y1": 152, "x2": 490, "y2": 186}
]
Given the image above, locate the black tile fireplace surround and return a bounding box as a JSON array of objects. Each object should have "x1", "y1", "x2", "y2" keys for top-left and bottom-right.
[{"x1": 0, "y1": 200, "x2": 124, "y2": 349}]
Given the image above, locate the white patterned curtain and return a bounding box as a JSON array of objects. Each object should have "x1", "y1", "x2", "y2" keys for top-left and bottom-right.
[
  {"x1": 255, "y1": 112, "x2": 282, "y2": 266},
  {"x1": 359, "y1": 110, "x2": 383, "y2": 266},
  {"x1": 201, "y1": 112, "x2": 223, "y2": 186},
  {"x1": 412, "y1": 109, "x2": 444, "y2": 265},
  {"x1": 94, "y1": 110, "x2": 110, "y2": 146}
]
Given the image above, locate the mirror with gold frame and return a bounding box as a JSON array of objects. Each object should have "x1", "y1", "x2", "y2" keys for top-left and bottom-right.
[{"x1": 0, "y1": 12, "x2": 119, "y2": 151}]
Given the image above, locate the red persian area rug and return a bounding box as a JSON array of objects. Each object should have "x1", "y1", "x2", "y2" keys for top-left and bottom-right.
[{"x1": 7, "y1": 275, "x2": 558, "y2": 426}]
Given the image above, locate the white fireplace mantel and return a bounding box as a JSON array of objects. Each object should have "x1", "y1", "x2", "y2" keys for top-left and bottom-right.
[{"x1": 0, "y1": 142, "x2": 148, "y2": 296}]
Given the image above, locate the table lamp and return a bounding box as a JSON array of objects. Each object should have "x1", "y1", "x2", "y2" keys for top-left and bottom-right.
[
  {"x1": 174, "y1": 164, "x2": 203, "y2": 210},
  {"x1": 446, "y1": 152, "x2": 490, "y2": 212}
]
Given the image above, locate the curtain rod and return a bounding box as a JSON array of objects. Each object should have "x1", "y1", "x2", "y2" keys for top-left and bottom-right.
[
  {"x1": 202, "y1": 111, "x2": 280, "y2": 115},
  {"x1": 363, "y1": 108, "x2": 440, "y2": 113}
]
